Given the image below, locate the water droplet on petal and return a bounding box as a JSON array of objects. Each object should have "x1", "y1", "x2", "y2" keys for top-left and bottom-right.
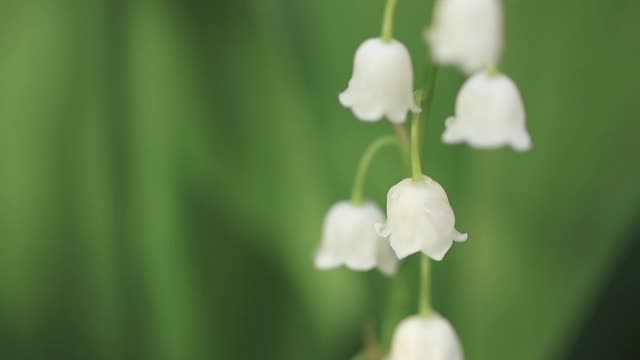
[{"x1": 375, "y1": 222, "x2": 391, "y2": 237}]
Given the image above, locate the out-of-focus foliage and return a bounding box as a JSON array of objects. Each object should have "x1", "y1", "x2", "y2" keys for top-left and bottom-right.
[{"x1": 0, "y1": 0, "x2": 639, "y2": 359}]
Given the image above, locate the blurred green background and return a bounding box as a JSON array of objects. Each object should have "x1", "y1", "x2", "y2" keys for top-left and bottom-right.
[{"x1": 0, "y1": 0, "x2": 639, "y2": 359}]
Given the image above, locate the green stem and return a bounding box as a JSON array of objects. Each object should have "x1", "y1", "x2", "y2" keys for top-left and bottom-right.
[
  {"x1": 393, "y1": 123, "x2": 411, "y2": 175},
  {"x1": 410, "y1": 108, "x2": 423, "y2": 181},
  {"x1": 418, "y1": 65, "x2": 438, "y2": 146},
  {"x1": 410, "y1": 63, "x2": 439, "y2": 182},
  {"x1": 351, "y1": 135, "x2": 400, "y2": 205},
  {"x1": 381, "y1": 0, "x2": 398, "y2": 42},
  {"x1": 419, "y1": 255, "x2": 432, "y2": 317},
  {"x1": 413, "y1": 58, "x2": 440, "y2": 316}
]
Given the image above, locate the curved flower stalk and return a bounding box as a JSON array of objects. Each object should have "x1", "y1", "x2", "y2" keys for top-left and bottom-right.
[
  {"x1": 339, "y1": 38, "x2": 420, "y2": 123},
  {"x1": 389, "y1": 313, "x2": 463, "y2": 360},
  {"x1": 442, "y1": 70, "x2": 532, "y2": 151},
  {"x1": 376, "y1": 176, "x2": 467, "y2": 261},
  {"x1": 424, "y1": 0, "x2": 503, "y2": 74},
  {"x1": 315, "y1": 201, "x2": 398, "y2": 275}
]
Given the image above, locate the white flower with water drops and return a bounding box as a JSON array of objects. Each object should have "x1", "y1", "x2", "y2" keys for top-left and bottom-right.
[
  {"x1": 425, "y1": 0, "x2": 503, "y2": 74},
  {"x1": 442, "y1": 70, "x2": 532, "y2": 151},
  {"x1": 339, "y1": 38, "x2": 420, "y2": 123},
  {"x1": 376, "y1": 176, "x2": 467, "y2": 261},
  {"x1": 315, "y1": 201, "x2": 398, "y2": 275},
  {"x1": 389, "y1": 313, "x2": 463, "y2": 360}
]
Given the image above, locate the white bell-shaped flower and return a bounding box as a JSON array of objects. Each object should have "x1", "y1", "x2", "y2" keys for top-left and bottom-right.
[
  {"x1": 339, "y1": 38, "x2": 420, "y2": 123},
  {"x1": 442, "y1": 71, "x2": 532, "y2": 151},
  {"x1": 389, "y1": 314, "x2": 463, "y2": 360},
  {"x1": 425, "y1": 0, "x2": 503, "y2": 74},
  {"x1": 376, "y1": 176, "x2": 467, "y2": 261},
  {"x1": 315, "y1": 201, "x2": 398, "y2": 275}
]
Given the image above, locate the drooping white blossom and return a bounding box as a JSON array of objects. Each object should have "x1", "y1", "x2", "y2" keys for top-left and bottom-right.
[
  {"x1": 315, "y1": 201, "x2": 398, "y2": 275},
  {"x1": 389, "y1": 314, "x2": 463, "y2": 360},
  {"x1": 376, "y1": 176, "x2": 467, "y2": 261},
  {"x1": 339, "y1": 38, "x2": 420, "y2": 123},
  {"x1": 442, "y1": 71, "x2": 532, "y2": 151},
  {"x1": 425, "y1": 0, "x2": 503, "y2": 74}
]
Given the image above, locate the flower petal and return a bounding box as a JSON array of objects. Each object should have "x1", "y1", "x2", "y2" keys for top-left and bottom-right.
[
  {"x1": 383, "y1": 176, "x2": 466, "y2": 261},
  {"x1": 442, "y1": 71, "x2": 532, "y2": 151},
  {"x1": 340, "y1": 38, "x2": 417, "y2": 123},
  {"x1": 389, "y1": 313, "x2": 464, "y2": 360},
  {"x1": 315, "y1": 201, "x2": 397, "y2": 275},
  {"x1": 425, "y1": 0, "x2": 503, "y2": 74}
]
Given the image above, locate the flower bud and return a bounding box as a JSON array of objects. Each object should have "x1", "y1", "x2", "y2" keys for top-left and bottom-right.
[
  {"x1": 425, "y1": 0, "x2": 503, "y2": 74},
  {"x1": 315, "y1": 201, "x2": 398, "y2": 275},
  {"x1": 339, "y1": 38, "x2": 420, "y2": 123},
  {"x1": 389, "y1": 314, "x2": 463, "y2": 360},
  {"x1": 442, "y1": 71, "x2": 532, "y2": 151},
  {"x1": 376, "y1": 176, "x2": 467, "y2": 261}
]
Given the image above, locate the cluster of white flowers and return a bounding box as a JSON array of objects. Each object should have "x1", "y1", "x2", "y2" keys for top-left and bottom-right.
[{"x1": 314, "y1": 0, "x2": 531, "y2": 358}]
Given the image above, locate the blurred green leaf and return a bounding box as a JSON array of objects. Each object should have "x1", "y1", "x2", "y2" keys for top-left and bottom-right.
[{"x1": 0, "y1": 0, "x2": 639, "y2": 359}]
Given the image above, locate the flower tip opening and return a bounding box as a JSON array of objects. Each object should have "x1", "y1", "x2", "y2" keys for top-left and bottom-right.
[
  {"x1": 453, "y1": 229, "x2": 468, "y2": 242},
  {"x1": 427, "y1": 249, "x2": 446, "y2": 262},
  {"x1": 511, "y1": 132, "x2": 533, "y2": 152},
  {"x1": 441, "y1": 119, "x2": 463, "y2": 144},
  {"x1": 379, "y1": 260, "x2": 398, "y2": 277},
  {"x1": 313, "y1": 250, "x2": 339, "y2": 270},
  {"x1": 338, "y1": 89, "x2": 353, "y2": 107}
]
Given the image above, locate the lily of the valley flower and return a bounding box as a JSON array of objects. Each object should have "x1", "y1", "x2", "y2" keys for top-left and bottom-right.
[
  {"x1": 339, "y1": 38, "x2": 420, "y2": 123},
  {"x1": 442, "y1": 71, "x2": 532, "y2": 151},
  {"x1": 425, "y1": 0, "x2": 503, "y2": 74},
  {"x1": 389, "y1": 313, "x2": 463, "y2": 360},
  {"x1": 315, "y1": 201, "x2": 398, "y2": 275},
  {"x1": 376, "y1": 176, "x2": 467, "y2": 261}
]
